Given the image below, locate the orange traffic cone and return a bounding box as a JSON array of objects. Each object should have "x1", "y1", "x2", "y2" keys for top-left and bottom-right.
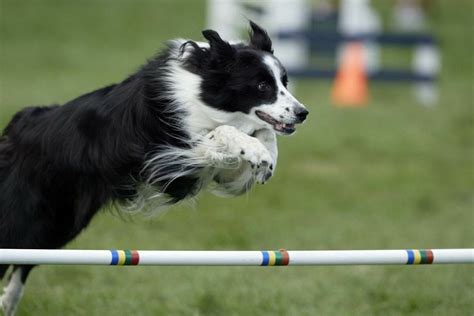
[{"x1": 331, "y1": 42, "x2": 369, "y2": 107}]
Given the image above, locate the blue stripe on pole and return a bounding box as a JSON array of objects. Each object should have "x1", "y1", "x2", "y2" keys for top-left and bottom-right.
[
  {"x1": 406, "y1": 250, "x2": 414, "y2": 264},
  {"x1": 110, "y1": 250, "x2": 119, "y2": 265},
  {"x1": 261, "y1": 251, "x2": 269, "y2": 266}
]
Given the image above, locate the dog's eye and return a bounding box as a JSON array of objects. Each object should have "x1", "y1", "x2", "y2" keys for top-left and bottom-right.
[{"x1": 257, "y1": 82, "x2": 269, "y2": 92}]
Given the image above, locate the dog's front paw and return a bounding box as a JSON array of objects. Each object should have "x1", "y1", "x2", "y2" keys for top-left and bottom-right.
[
  {"x1": 238, "y1": 146, "x2": 273, "y2": 184},
  {"x1": 214, "y1": 126, "x2": 273, "y2": 184},
  {"x1": 205, "y1": 125, "x2": 274, "y2": 184}
]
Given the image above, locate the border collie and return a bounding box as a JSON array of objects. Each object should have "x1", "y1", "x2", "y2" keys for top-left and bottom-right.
[{"x1": 0, "y1": 21, "x2": 308, "y2": 315}]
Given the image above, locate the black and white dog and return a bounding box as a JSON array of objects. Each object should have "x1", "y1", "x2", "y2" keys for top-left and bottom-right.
[{"x1": 0, "y1": 21, "x2": 308, "y2": 315}]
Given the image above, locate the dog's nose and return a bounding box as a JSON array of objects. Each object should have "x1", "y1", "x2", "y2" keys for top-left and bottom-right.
[{"x1": 294, "y1": 107, "x2": 309, "y2": 122}]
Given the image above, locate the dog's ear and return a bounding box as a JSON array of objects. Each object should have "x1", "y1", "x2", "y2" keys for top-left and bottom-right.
[
  {"x1": 202, "y1": 29, "x2": 235, "y2": 60},
  {"x1": 249, "y1": 20, "x2": 273, "y2": 54}
]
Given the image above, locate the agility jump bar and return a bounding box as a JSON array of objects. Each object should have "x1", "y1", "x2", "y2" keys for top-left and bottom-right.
[{"x1": 0, "y1": 249, "x2": 472, "y2": 266}]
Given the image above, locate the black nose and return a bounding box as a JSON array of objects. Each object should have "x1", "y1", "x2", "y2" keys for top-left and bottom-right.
[{"x1": 294, "y1": 107, "x2": 309, "y2": 122}]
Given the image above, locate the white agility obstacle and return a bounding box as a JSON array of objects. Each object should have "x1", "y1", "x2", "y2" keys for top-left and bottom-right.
[{"x1": 0, "y1": 249, "x2": 472, "y2": 266}]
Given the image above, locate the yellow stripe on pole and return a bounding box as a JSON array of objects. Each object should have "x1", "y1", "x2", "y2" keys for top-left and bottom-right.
[
  {"x1": 414, "y1": 250, "x2": 422, "y2": 264},
  {"x1": 118, "y1": 250, "x2": 126, "y2": 265},
  {"x1": 268, "y1": 251, "x2": 276, "y2": 266}
]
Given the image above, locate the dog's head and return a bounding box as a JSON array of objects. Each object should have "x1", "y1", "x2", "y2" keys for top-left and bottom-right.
[{"x1": 183, "y1": 21, "x2": 308, "y2": 136}]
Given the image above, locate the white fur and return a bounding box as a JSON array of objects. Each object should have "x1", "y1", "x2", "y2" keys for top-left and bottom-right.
[{"x1": 0, "y1": 269, "x2": 24, "y2": 316}]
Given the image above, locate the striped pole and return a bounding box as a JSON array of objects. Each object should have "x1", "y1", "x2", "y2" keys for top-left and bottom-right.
[{"x1": 0, "y1": 249, "x2": 472, "y2": 266}]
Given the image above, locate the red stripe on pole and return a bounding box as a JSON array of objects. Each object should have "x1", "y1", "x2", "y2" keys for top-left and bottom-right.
[
  {"x1": 280, "y1": 249, "x2": 290, "y2": 265},
  {"x1": 426, "y1": 250, "x2": 434, "y2": 264},
  {"x1": 131, "y1": 250, "x2": 140, "y2": 265}
]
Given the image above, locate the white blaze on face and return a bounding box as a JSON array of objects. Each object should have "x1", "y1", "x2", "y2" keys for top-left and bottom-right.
[{"x1": 263, "y1": 55, "x2": 288, "y2": 95}]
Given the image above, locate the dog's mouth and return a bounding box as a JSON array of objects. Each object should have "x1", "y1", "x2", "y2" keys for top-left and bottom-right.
[{"x1": 255, "y1": 110, "x2": 296, "y2": 135}]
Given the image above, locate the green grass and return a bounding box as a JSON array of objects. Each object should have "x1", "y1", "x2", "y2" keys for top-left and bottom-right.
[{"x1": 1, "y1": 0, "x2": 473, "y2": 315}]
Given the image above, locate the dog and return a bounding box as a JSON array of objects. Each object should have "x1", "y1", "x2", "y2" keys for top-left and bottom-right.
[{"x1": 0, "y1": 21, "x2": 308, "y2": 315}]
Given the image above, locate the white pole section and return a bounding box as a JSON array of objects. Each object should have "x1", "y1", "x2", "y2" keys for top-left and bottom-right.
[{"x1": 0, "y1": 249, "x2": 472, "y2": 266}]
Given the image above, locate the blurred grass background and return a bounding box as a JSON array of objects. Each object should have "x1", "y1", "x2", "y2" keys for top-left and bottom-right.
[{"x1": 0, "y1": 0, "x2": 473, "y2": 315}]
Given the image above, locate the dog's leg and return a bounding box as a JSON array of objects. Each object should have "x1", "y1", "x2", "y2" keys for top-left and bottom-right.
[
  {"x1": 253, "y1": 128, "x2": 278, "y2": 180},
  {"x1": 0, "y1": 265, "x2": 33, "y2": 316}
]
